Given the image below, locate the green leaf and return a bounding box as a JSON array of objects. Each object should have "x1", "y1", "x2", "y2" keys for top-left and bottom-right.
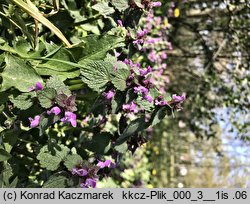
[
  {"x1": 9, "y1": 92, "x2": 35, "y2": 110},
  {"x1": 46, "y1": 76, "x2": 71, "y2": 96},
  {"x1": 92, "y1": 1, "x2": 115, "y2": 16},
  {"x1": 0, "y1": 149, "x2": 12, "y2": 162},
  {"x1": 38, "y1": 113, "x2": 61, "y2": 136},
  {"x1": 111, "y1": 0, "x2": 130, "y2": 12},
  {"x1": 38, "y1": 47, "x2": 75, "y2": 71},
  {"x1": 0, "y1": 163, "x2": 13, "y2": 187},
  {"x1": 37, "y1": 88, "x2": 57, "y2": 108},
  {"x1": 78, "y1": 35, "x2": 125, "y2": 64},
  {"x1": 1, "y1": 129, "x2": 18, "y2": 153},
  {"x1": 37, "y1": 144, "x2": 70, "y2": 171},
  {"x1": 111, "y1": 91, "x2": 125, "y2": 114},
  {"x1": 114, "y1": 142, "x2": 128, "y2": 154},
  {"x1": 43, "y1": 175, "x2": 67, "y2": 188},
  {"x1": 0, "y1": 54, "x2": 43, "y2": 92},
  {"x1": 0, "y1": 92, "x2": 11, "y2": 105},
  {"x1": 80, "y1": 60, "x2": 112, "y2": 92},
  {"x1": 13, "y1": 38, "x2": 32, "y2": 58},
  {"x1": 151, "y1": 107, "x2": 168, "y2": 126},
  {"x1": 64, "y1": 154, "x2": 82, "y2": 171},
  {"x1": 116, "y1": 117, "x2": 148, "y2": 145},
  {"x1": 87, "y1": 132, "x2": 112, "y2": 154},
  {"x1": 110, "y1": 61, "x2": 130, "y2": 91},
  {"x1": 9, "y1": 177, "x2": 18, "y2": 188},
  {"x1": 35, "y1": 68, "x2": 80, "y2": 81}
]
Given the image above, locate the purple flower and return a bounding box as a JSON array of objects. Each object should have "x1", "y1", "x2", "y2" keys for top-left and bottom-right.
[
  {"x1": 148, "y1": 51, "x2": 158, "y2": 62},
  {"x1": 29, "y1": 115, "x2": 40, "y2": 128},
  {"x1": 143, "y1": 94, "x2": 153, "y2": 103},
  {"x1": 35, "y1": 82, "x2": 43, "y2": 91},
  {"x1": 47, "y1": 106, "x2": 61, "y2": 115},
  {"x1": 139, "y1": 66, "x2": 152, "y2": 76},
  {"x1": 97, "y1": 160, "x2": 116, "y2": 169},
  {"x1": 72, "y1": 168, "x2": 88, "y2": 177},
  {"x1": 172, "y1": 94, "x2": 186, "y2": 103},
  {"x1": 103, "y1": 90, "x2": 115, "y2": 100},
  {"x1": 161, "y1": 51, "x2": 167, "y2": 59},
  {"x1": 28, "y1": 82, "x2": 43, "y2": 92},
  {"x1": 136, "y1": 29, "x2": 148, "y2": 38},
  {"x1": 151, "y1": 1, "x2": 162, "y2": 7},
  {"x1": 117, "y1": 20, "x2": 123, "y2": 27},
  {"x1": 133, "y1": 39, "x2": 144, "y2": 45},
  {"x1": 169, "y1": 94, "x2": 186, "y2": 111},
  {"x1": 126, "y1": 73, "x2": 134, "y2": 86},
  {"x1": 134, "y1": 86, "x2": 149, "y2": 95},
  {"x1": 61, "y1": 111, "x2": 77, "y2": 127},
  {"x1": 155, "y1": 96, "x2": 167, "y2": 106},
  {"x1": 80, "y1": 178, "x2": 97, "y2": 188},
  {"x1": 139, "y1": 69, "x2": 148, "y2": 76},
  {"x1": 122, "y1": 102, "x2": 138, "y2": 113}
]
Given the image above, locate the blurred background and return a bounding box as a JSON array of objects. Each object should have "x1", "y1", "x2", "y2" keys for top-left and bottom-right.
[{"x1": 98, "y1": 0, "x2": 250, "y2": 188}]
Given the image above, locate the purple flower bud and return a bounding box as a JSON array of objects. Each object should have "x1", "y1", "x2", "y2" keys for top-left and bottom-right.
[
  {"x1": 28, "y1": 82, "x2": 43, "y2": 92},
  {"x1": 47, "y1": 106, "x2": 61, "y2": 115},
  {"x1": 117, "y1": 20, "x2": 123, "y2": 27},
  {"x1": 103, "y1": 90, "x2": 115, "y2": 100},
  {"x1": 151, "y1": 1, "x2": 162, "y2": 7},
  {"x1": 61, "y1": 111, "x2": 77, "y2": 127},
  {"x1": 29, "y1": 115, "x2": 40, "y2": 128},
  {"x1": 35, "y1": 82, "x2": 43, "y2": 91}
]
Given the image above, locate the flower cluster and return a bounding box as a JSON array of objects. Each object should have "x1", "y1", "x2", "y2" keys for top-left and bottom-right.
[
  {"x1": 28, "y1": 82, "x2": 77, "y2": 129},
  {"x1": 71, "y1": 160, "x2": 115, "y2": 188}
]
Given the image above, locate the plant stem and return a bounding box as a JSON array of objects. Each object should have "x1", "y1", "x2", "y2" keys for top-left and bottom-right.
[
  {"x1": 66, "y1": 79, "x2": 83, "y2": 85},
  {"x1": 69, "y1": 83, "x2": 86, "y2": 91}
]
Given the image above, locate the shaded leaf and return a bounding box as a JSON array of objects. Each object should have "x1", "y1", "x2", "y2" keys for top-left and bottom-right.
[
  {"x1": 116, "y1": 117, "x2": 148, "y2": 145},
  {"x1": 87, "y1": 132, "x2": 112, "y2": 154},
  {"x1": 38, "y1": 113, "x2": 61, "y2": 136},
  {"x1": 0, "y1": 149, "x2": 12, "y2": 162},
  {"x1": 151, "y1": 107, "x2": 168, "y2": 126},
  {"x1": 111, "y1": 91, "x2": 125, "y2": 114},
  {"x1": 64, "y1": 154, "x2": 82, "y2": 171}
]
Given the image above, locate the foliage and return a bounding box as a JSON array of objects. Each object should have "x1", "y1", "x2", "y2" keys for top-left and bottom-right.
[{"x1": 0, "y1": 0, "x2": 184, "y2": 188}]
